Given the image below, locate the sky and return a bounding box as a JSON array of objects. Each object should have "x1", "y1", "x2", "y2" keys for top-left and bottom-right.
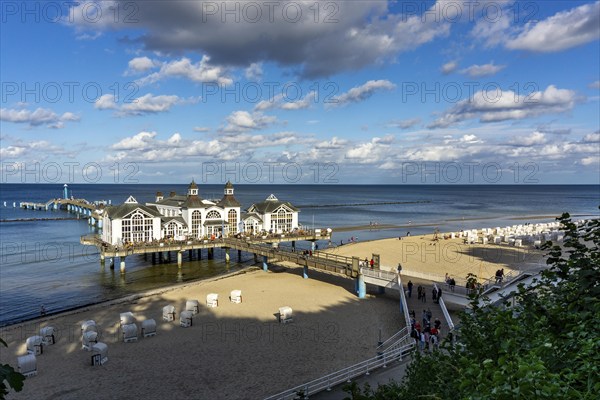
[{"x1": 1, "y1": 0, "x2": 599, "y2": 184}]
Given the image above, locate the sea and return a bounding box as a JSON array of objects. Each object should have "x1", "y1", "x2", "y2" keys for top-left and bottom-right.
[{"x1": 0, "y1": 183, "x2": 598, "y2": 326}]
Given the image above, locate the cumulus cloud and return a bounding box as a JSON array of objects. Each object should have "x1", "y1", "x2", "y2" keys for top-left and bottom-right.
[
  {"x1": 255, "y1": 91, "x2": 317, "y2": 112},
  {"x1": 245, "y1": 63, "x2": 263, "y2": 80},
  {"x1": 506, "y1": 1, "x2": 600, "y2": 52},
  {"x1": 135, "y1": 56, "x2": 233, "y2": 86},
  {"x1": 221, "y1": 111, "x2": 277, "y2": 133},
  {"x1": 329, "y1": 80, "x2": 396, "y2": 107},
  {"x1": 509, "y1": 131, "x2": 547, "y2": 146},
  {"x1": 125, "y1": 56, "x2": 159, "y2": 74},
  {"x1": 95, "y1": 93, "x2": 198, "y2": 116},
  {"x1": 460, "y1": 62, "x2": 506, "y2": 77},
  {"x1": 440, "y1": 61, "x2": 458, "y2": 75},
  {"x1": 0, "y1": 107, "x2": 80, "y2": 128},
  {"x1": 428, "y1": 85, "x2": 578, "y2": 128},
  {"x1": 66, "y1": 1, "x2": 451, "y2": 78},
  {"x1": 112, "y1": 131, "x2": 158, "y2": 150}
]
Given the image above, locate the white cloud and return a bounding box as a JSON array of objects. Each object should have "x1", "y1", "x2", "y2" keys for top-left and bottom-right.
[
  {"x1": 94, "y1": 94, "x2": 117, "y2": 110},
  {"x1": 330, "y1": 80, "x2": 396, "y2": 107},
  {"x1": 136, "y1": 56, "x2": 232, "y2": 86},
  {"x1": 429, "y1": 85, "x2": 578, "y2": 128},
  {"x1": 315, "y1": 137, "x2": 349, "y2": 149},
  {"x1": 345, "y1": 135, "x2": 395, "y2": 163},
  {"x1": 582, "y1": 132, "x2": 600, "y2": 143},
  {"x1": 440, "y1": 61, "x2": 458, "y2": 75},
  {"x1": 193, "y1": 126, "x2": 210, "y2": 132},
  {"x1": 506, "y1": 2, "x2": 600, "y2": 52},
  {"x1": 460, "y1": 62, "x2": 506, "y2": 77},
  {"x1": 509, "y1": 131, "x2": 547, "y2": 146},
  {"x1": 95, "y1": 93, "x2": 197, "y2": 116},
  {"x1": 255, "y1": 91, "x2": 317, "y2": 111},
  {"x1": 245, "y1": 63, "x2": 263, "y2": 80},
  {"x1": 112, "y1": 131, "x2": 158, "y2": 150},
  {"x1": 581, "y1": 156, "x2": 599, "y2": 166},
  {"x1": 0, "y1": 107, "x2": 79, "y2": 128},
  {"x1": 590, "y1": 80, "x2": 600, "y2": 89},
  {"x1": 221, "y1": 111, "x2": 277, "y2": 133},
  {"x1": 126, "y1": 56, "x2": 158, "y2": 74}
]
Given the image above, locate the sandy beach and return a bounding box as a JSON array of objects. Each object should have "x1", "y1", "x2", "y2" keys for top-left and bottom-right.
[
  {"x1": 0, "y1": 266, "x2": 402, "y2": 400},
  {"x1": 327, "y1": 233, "x2": 547, "y2": 283},
  {"x1": 0, "y1": 232, "x2": 548, "y2": 399}
]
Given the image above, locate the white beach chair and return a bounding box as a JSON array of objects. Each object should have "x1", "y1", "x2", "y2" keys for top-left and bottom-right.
[
  {"x1": 141, "y1": 319, "x2": 157, "y2": 337},
  {"x1": 121, "y1": 323, "x2": 138, "y2": 343},
  {"x1": 206, "y1": 293, "x2": 218, "y2": 308},
  {"x1": 82, "y1": 331, "x2": 98, "y2": 351},
  {"x1": 163, "y1": 305, "x2": 176, "y2": 321},
  {"x1": 180, "y1": 310, "x2": 193, "y2": 327},
  {"x1": 81, "y1": 320, "x2": 97, "y2": 334},
  {"x1": 26, "y1": 336, "x2": 43, "y2": 356},
  {"x1": 91, "y1": 342, "x2": 108, "y2": 366},
  {"x1": 40, "y1": 326, "x2": 55, "y2": 346},
  {"x1": 278, "y1": 306, "x2": 293, "y2": 324},
  {"x1": 230, "y1": 290, "x2": 242, "y2": 304},
  {"x1": 186, "y1": 300, "x2": 200, "y2": 315},
  {"x1": 17, "y1": 354, "x2": 37, "y2": 377},
  {"x1": 120, "y1": 312, "x2": 135, "y2": 326}
]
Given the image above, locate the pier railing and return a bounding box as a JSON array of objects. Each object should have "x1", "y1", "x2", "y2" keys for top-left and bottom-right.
[{"x1": 263, "y1": 341, "x2": 415, "y2": 400}]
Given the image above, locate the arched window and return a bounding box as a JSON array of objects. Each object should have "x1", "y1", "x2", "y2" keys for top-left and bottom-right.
[
  {"x1": 191, "y1": 210, "x2": 201, "y2": 237},
  {"x1": 271, "y1": 208, "x2": 292, "y2": 232},
  {"x1": 166, "y1": 222, "x2": 180, "y2": 238},
  {"x1": 122, "y1": 210, "x2": 153, "y2": 243},
  {"x1": 206, "y1": 210, "x2": 221, "y2": 219},
  {"x1": 228, "y1": 209, "x2": 237, "y2": 234}
]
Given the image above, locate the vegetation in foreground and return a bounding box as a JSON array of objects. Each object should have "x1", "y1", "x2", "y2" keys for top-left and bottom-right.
[{"x1": 345, "y1": 212, "x2": 600, "y2": 400}]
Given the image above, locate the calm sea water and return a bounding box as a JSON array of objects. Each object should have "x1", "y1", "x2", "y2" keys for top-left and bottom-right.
[{"x1": 1, "y1": 184, "x2": 598, "y2": 326}]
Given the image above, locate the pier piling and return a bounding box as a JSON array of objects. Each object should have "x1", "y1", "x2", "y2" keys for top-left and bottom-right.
[{"x1": 262, "y1": 256, "x2": 268, "y2": 271}]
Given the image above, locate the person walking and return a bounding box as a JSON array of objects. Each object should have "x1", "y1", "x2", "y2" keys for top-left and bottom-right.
[{"x1": 407, "y1": 280, "x2": 413, "y2": 298}]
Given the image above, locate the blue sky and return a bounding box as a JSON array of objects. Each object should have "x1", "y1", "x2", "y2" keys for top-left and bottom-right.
[{"x1": 1, "y1": 0, "x2": 599, "y2": 184}]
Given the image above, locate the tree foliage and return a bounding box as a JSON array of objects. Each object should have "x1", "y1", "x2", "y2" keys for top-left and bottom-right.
[
  {"x1": 0, "y1": 337, "x2": 25, "y2": 400},
  {"x1": 346, "y1": 212, "x2": 600, "y2": 399}
]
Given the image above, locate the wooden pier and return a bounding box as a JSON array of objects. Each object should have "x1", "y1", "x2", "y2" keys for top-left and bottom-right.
[{"x1": 79, "y1": 232, "x2": 384, "y2": 295}]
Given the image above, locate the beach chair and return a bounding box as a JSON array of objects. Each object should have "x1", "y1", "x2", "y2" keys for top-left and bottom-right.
[
  {"x1": 206, "y1": 293, "x2": 218, "y2": 308},
  {"x1": 82, "y1": 331, "x2": 98, "y2": 351},
  {"x1": 163, "y1": 305, "x2": 176, "y2": 321},
  {"x1": 230, "y1": 290, "x2": 242, "y2": 304},
  {"x1": 17, "y1": 354, "x2": 37, "y2": 377},
  {"x1": 40, "y1": 326, "x2": 55, "y2": 345},
  {"x1": 26, "y1": 336, "x2": 43, "y2": 356},
  {"x1": 81, "y1": 320, "x2": 97, "y2": 334},
  {"x1": 121, "y1": 323, "x2": 138, "y2": 343},
  {"x1": 180, "y1": 311, "x2": 193, "y2": 327},
  {"x1": 141, "y1": 319, "x2": 157, "y2": 337},
  {"x1": 91, "y1": 342, "x2": 108, "y2": 366},
  {"x1": 186, "y1": 300, "x2": 199, "y2": 315},
  {"x1": 120, "y1": 312, "x2": 135, "y2": 326},
  {"x1": 278, "y1": 306, "x2": 293, "y2": 324}
]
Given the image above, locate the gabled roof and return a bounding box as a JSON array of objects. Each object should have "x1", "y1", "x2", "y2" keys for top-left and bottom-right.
[
  {"x1": 247, "y1": 196, "x2": 299, "y2": 214},
  {"x1": 161, "y1": 216, "x2": 186, "y2": 225},
  {"x1": 241, "y1": 212, "x2": 263, "y2": 223},
  {"x1": 105, "y1": 203, "x2": 162, "y2": 219}
]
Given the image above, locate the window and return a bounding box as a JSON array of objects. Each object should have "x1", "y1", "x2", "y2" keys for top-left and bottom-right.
[
  {"x1": 121, "y1": 210, "x2": 153, "y2": 243},
  {"x1": 191, "y1": 210, "x2": 201, "y2": 238},
  {"x1": 228, "y1": 209, "x2": 237, "y2": 234},
  {"x1": 166, "y1": 221, "x2": 181, "y2": 238},
  {"x1": 206, "y1": 210, "x2": 221, "y2": 219},
  {"x1": 271, "y1": 208, "x2": 292, "y2": 232}
]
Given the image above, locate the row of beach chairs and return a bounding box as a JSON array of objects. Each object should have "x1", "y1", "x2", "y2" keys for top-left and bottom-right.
[
  {"x1": 18, "y1": 326, "x2": 57, "y2": 376},
  {"x1": 163, "y1": 290, "x2": 243, "y2": 327}
]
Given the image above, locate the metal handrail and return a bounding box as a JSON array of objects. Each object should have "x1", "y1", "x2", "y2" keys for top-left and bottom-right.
[
  {"x1": 376, "y1": 327, "x2": 409, "y2": 351},
  {"x1": 398, "y1": 275, "x2": 412, "y2": 333},
  {"x1": 360, "y1": 267, "x2": 398, "y2": 281},
  {"x1": 433, "y1": 282, "x2": 455, "y2": 331},
  {"x1": 263, "y1": 342, "x2": 416, "y2": 400}
]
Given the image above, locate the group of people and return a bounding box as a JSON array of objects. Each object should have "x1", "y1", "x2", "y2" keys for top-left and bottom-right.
[
  {"x1": 360, "y1": 258, "x2": 375, "y2": 269},
  {"x1": 444, "y1": 273, "x2": 457, "y2": 292},
  {"x1": 409, "y1": 309, "x2": 442, "y2": 352}
]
